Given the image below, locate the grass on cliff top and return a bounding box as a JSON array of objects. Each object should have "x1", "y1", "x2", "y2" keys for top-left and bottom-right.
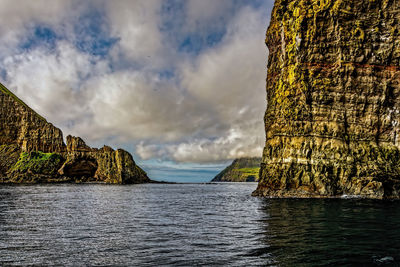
[
  {"x1": 0, "y1": 82, "x2": 46, "y2": 121},
  {"x1": 233, "y1": 167, "x2": 260, "y2": 181},
  {"x1": 9, "y1": 151, "x2": 63, "y2": 174},
  {"x1": 236, "y1": 167, "x2": 260, "y2": 176}
]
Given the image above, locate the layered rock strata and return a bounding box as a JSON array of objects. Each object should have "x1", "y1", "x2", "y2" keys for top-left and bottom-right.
[
  {"x1": 212, "y1": 157, "x2": 261, "y2": 182},
  {"x1": 0, "y1": 82, "x2": 149, "y2": 184},
  {"x1": 254, "y1": 0, "x2": 400, "y2": 199}
]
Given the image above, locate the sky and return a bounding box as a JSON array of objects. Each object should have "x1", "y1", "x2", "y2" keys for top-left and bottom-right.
[{"x1": 0, "y1": 0, "x2": 274, "y2": 182}]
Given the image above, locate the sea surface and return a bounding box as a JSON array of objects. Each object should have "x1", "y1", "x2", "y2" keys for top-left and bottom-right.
[{"x1": 0, "y1": 183, "x2": 399, "y2": 266}]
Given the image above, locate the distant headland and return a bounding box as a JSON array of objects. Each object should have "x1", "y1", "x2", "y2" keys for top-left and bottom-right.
[{"x1": 212, "y1": 157, "x2": 261, "y2": 182}]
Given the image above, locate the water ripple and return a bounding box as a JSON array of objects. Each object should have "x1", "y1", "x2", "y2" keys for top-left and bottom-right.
[{"x1": 0, "y1": 183, "x2": 399, "y2": 266}]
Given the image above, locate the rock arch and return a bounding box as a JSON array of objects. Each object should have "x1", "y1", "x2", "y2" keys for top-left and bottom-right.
[{"x1": 59, "y1": 157, "x2": 98, "y2": 179}]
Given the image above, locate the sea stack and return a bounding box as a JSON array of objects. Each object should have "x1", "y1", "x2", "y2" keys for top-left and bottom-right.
[
  {"x1": 0, "y1": 82, "x2": 150, "y2": 184},
  {"x1": 253, "y1": 0, "x2": 400, "y2": 199}
]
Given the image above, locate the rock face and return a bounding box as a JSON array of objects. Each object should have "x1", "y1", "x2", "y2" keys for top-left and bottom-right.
[
  {"x1": 0, "y1": 83, "x2": 65, "y2": 153},
  {"x1": 59, "y1": 136, "x2": 149, "y2": 184},
  {"x1": 0, "y1": 82, "x2": 150, "y2": 184},
  {"x1": 212, "y1": 157, "x2": 261, "y2": 182},
  {"x1": 254, "y1": 0, "x2": 400, "y2": 199}
]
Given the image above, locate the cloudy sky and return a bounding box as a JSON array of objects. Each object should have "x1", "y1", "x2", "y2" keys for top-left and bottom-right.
[{"x1": 0, "y1": 0, "x2": 273, "y2": 182}]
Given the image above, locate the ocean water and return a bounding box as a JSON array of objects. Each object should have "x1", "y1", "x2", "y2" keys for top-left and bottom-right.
[{"x1": 0, "y1": 183, "x2": 399, "y2": 266}]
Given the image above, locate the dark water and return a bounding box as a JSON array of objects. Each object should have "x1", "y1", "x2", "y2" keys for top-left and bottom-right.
[{"x1": 0, "y1": 183, "x2": 399, "y2": 266}]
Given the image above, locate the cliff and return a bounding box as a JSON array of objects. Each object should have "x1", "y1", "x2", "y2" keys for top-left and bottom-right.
[
  {"x1": 254, "y1": 0, "x2": 400, "y2": 199},
  {"x1": 212, "y1": 157, "x2": 261, "y2": 182},
  {"x1": 0, "y1": 82, "x2": 150, "y2": 184}
]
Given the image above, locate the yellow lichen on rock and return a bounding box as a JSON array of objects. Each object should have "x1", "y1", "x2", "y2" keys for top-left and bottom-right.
[{"x1": 255, "y1": 0, "x2": 400, "y2": 199}]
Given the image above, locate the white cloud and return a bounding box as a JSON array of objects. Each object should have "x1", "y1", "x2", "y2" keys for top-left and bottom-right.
[
  {"x1": 0, "y1": 0, "x2": 82, "y2": 56},
  {"x1": 105, "y1": 0, "x2": 166, "y2": 67},
  {"x1": 2, "y1": 41, "x2": 106, "y2": 126},
  {"x1": 137, "y1": 127, "x2": 263, "y2": 163},
  {"x1": 135, "y1": 6, "x2": 268, "y2": 162},
  {"x1": 0, "y1": 1, "x2": 271, "y2": 164}
]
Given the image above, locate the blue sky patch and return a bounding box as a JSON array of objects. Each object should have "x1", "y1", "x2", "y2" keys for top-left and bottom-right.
[
  {"x1": 73, "y1": 8, "x2": 118, "y2": 57},
  {"x1": 20, "y1": 25, "x2": 58, "y2": 51}
]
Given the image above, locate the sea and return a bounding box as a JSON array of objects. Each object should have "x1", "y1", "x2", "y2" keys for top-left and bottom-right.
[{"x1": 0, "y1": 183, "x2": 399, "y2": 266}]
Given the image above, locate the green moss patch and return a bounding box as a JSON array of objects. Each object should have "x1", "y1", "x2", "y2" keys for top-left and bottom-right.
[
  {"x1": 9, "y1": 151, "x2": 64, "y2": 175},
  {"x1": 236, "y1": 167, "x2": 260, "y2": 177}
]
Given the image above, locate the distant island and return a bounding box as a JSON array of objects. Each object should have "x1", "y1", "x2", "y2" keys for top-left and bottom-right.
[
  {"x1": 0, "y1": 82, "x2": 150, "y2": 184},
  {"x1": 254, "y1": 0, "x2": 400, "y2": 199},
  {"x1": 212, "y1": 157, "x2": 261, "y2": 182}
]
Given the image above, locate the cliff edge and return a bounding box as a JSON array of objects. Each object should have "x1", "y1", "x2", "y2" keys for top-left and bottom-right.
[
  {"x1": 254, "y1": 0, "x2": 400, "y2": 199},
  {"x1": 0, "y1": 82, "x2": 149, "y2": 184},
  {"x1": 212, "y1": 157, "x2": 261, "y2": 182}
]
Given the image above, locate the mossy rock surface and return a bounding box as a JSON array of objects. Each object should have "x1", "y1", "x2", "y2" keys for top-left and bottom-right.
[
  {"x1": 0, "y1": 144, "x2": 21, "y2": 179},
  {"x1": 255, "y1": 0, "x2": 400, "y2": 199},
  {"x1": 0, "y1": 83, "x2": 150, "y2": 184},
  {"x1": 212, "y1": 158, "x2": 261, "y2": 182},
  {"x1": 9, "y1": 151, "x2": 65, "y2": 176}
]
